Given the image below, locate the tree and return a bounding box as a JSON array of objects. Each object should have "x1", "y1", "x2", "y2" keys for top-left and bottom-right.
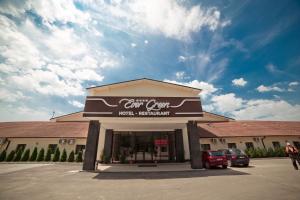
[
  {"x1": 76, "y1": 151, "x2": 83, "y2": 162},
  {"x1": 0, "y1": 150, "x2": 7, "y2": 162},
  {"x1": 37, "y1": 148, "x2": 45, "y2": 161},
  {"x1": 21, "y1": 149, "x2": 30, "y2": 161},
  {"x1": 45, "y1": 148, "x2": 52, "y2": 161},
  {"x1": 68, "y1": 151, "x2": 75, "y2": 162},
  {"x1": 14, "y1": 149, "x2": 24, "y2": 161},
  {"x1": 30, "y1": 147, "x2": 38, "y2": 161},
  {"x1": 6, "y1": 150, "x2": 15, "y2": 162},
  {"x1": 52, "y1": 148, "x2": 60, "y2": 162},
  {"x1": 60, "y1": 149, "x2": 67, "y2": 162}
]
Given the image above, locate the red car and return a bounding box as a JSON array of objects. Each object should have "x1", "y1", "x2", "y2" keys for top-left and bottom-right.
[{"x1": 202, "y1": 150, "x2": 228, "y2": 169}]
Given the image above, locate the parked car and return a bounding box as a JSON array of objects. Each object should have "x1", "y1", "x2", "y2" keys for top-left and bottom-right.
[
  {"x1": 202, "y1": 150, "x2": 228, "y2": 169},
  {"x1": 219, "y1": 148, "x2": 249, "y2": 167}
]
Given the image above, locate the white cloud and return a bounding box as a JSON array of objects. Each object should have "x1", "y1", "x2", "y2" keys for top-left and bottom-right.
[
  {"x1": 257, "y1": 85, "x2": 284, "y2": 92},
  {"x1": 211, "y1": 93, "x2": 244, "y2": 113},
  {"x1": 80, "y1": 0, "x2": 228, "y2": 41},
  {"x1": 265, "y1": 63, "x2": 282, "y2": 74},
  {"x1": 0, "y1": 89, "x2": 27, "y2": 102},
  {"x1": 232, "y1": 77, "x2": 247, "y2": 87},
  {"x1": 68, "y1": 100, "x2": 84, "y2": 108},
  {"x1": 131, "y1": 43, "x2": 137, "y2": 47},
  {"x1": 289, "y1": 81, "x2": 299, "y2": 87},
  {"x1": 232, "y1": 100, "x2": 300, "y2": 121},
  {"x1": 144, "y1": 40, "x2": 148, "y2": 44},
  {"x1": 178, "y1": 56, "x2": 187, "y2": 62},
  {"x1": 175, "y1": 71, "x2": 186, "y2": 80},
  {"x1": 164, "y1": 79, "x2": 218, "y2": 98}
]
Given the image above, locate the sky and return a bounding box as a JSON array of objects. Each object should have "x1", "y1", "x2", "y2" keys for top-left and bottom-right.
[{"x1": 0, "y1": 0, "x2": 299, "y2": 121}]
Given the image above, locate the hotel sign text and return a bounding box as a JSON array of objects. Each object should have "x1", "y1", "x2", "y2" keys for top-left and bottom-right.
[{"x1": 83, "y1": 96, "x2": 203, "y2": 118}]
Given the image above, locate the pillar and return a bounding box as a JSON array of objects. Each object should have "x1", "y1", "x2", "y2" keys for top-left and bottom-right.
[
  {"x1": 104, "y1": 129, "x2": 113, "y2": 163},
  {"x1": 187, "y1": 121, "x2": 202, "y2": 169},
  {"x1": 83, "y1": 120, "x2": 100, "y2": 171},
  {"x1": 174, "y1": 129, "x2": 185, "y2": 162}
]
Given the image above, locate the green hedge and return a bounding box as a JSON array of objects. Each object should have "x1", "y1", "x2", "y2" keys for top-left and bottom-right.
[
  {"x1": 0, "y1": 150, "x2": 7, "y2": 162},
  {"x1": 245, "y1": 147, "x2": 287, "y2": 158}
]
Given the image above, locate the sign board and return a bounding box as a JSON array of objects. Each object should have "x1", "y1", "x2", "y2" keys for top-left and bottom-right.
[
  {"x1": 83, "y1": 96, "x2": 203, "y2": 118},
  {"x1": 154, "y1": 139, "x2": 168, "y2": 145}
]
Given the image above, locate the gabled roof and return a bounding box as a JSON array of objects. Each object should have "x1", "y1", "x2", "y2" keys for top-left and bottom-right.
[
  {"x1": 86, "y1": 78, "x2": 202, "y2": 93},
  {"x1": 198, "y1": 121, "x2": 300, "y2": 138}
]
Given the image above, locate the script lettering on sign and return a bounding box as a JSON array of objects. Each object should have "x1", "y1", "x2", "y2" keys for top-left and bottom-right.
[{"x1": 83, "y1": 96, "x2": 203, "y2": 117}]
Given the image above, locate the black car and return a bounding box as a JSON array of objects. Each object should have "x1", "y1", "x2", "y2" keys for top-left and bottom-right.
[{"x1": 219, "y1": 148, "x2": 249, "y2": 167}]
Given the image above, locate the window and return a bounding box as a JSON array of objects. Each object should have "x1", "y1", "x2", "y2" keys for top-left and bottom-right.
[
  {"x1": 201, "y1": 144, "x2": 211, "y2": 151},
  {"x1": 272, "y1": 141, "x2": 281, "y2": 149},
  {"x1": 293, "y1": 141, "x2": 300, "y2": 150},
  {"x1": 245, "y1": 142, "x2": 254, "y2": 149},
  {"x1": 228, "y1": 143, "x2": 237, "y2": 149},
  {"x1": 48, "y1": 144, "x2": 58, "y2": 154},
  {"x1": 16, "y1": 144, "x2": 26, "y2": 152},
  {"x1": 160, "y1": 146, "x2": 168, "y2": 152},
  {"x1": 76, "y1": 145, "x2": 85, "y2": 154}
]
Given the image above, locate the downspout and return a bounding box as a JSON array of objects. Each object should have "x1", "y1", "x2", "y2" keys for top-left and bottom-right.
[{"x1": 261, "y1": 136, "x2": 266, "y2": 149}]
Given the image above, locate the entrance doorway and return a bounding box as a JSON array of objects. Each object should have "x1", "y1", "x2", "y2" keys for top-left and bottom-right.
[{"x1": 112, "y1": 132, "x2": 175, "y2": 163}]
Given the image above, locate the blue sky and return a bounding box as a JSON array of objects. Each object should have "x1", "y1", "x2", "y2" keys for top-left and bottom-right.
[{"x1": 0, "y1": 0, "x2": 299, "y2": 121}]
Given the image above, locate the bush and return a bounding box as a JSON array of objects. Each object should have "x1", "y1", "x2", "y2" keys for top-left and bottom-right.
[
  {"x1": 21, "y1": 149, "x2": 30, "y2": 161},
  {"x1": 0, "y1": 150, "x2": 7, "y2": 162},
  {"x1": 6, "y1": 150, "x2": 16, "y2": 161},
  {"x1": 68, "y1": 151, "x2": 75, "y2": 162},
  {"x1": 267, "y1": 148, "x2": 275, "y2": 157},
  {"x1": 60, "y1": 149, "x2": 67, "y2": 162},
  {"x1": 76, "y1": 151, "x2": 83, "y2": 162},
  {"x1": 37, "y1": 148, "x2": 45, "y2": 161},
  {"x1": 30, "y1": 147, "x2": 38, "y2": 161},
  {"x1": 52, "y1": 148, "x2": 60, "y2": 162},
  {"x1": 14, "y1": 149, "x2": 24, "y2": 161},
  {"x1": 45, "y1": 148, "x2": 52, "y2": 161}
]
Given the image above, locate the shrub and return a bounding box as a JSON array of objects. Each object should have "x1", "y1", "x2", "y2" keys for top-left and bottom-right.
[
  {"x1": 6, "y1": 150, "x2": 15, "y2": 162},
  {"x1": 14, "y1": 149, "x2": 24, "y2": 161},
  {"x1": 76, "y1": 151, "x2": 83, "y2": 162},
  {"x1": 30, "y1": 147, "x2": 38, "y2": 161},
  {"x1": 0, "y1": 150, "x2": 7, "y2": 162},
  {"x1": 21, "y1": 149, "x2": 30, "y2": 161},
  {"x1": 37, "y1": 148, "x2": 45, "y2": 161},
  {"x1": 45, "y1": 148, "x2": 52, "y2": 161},
  {"x1": 60, "y1": 149, "x2": 67, "y2": 162},
  {"x1": 52, "y1": 148, "x2": 60, "y2": 162},
  {"x1": 68, "y1": 151, "x2": 75, "y2": 162},
  {"x1": 267, "y1": 148, "x2": 275, "y2": 157},
  {"x1": 261, "y1": 148, "x2": 268, "y2": 157}
]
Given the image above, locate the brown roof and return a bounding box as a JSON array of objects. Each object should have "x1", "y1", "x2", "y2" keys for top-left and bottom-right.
[
  {"x1": 0, "y1": 122, "x2": 89, "y2": 138},
  {"x1": 198, "y1": 121, "x2": 300, "y2": 138}
]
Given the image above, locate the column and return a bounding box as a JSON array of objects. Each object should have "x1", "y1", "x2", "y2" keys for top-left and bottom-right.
[
  {"x1": 174, "y1": 129, "x2": 185, "y2": 162},
  {"x1": 104, "y1": 129, "x2": 113, "y2": 163},
  {"x1": 83, "y1": 120, "x2": 100, "y2": 171},
  {"x1": 187, "y1": 121, "x2": 202, "y2": 169}
]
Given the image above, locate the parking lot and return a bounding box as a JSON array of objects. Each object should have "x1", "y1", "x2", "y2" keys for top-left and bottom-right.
[{"x1": 0, "y1": 158, "x2": 299, "y2": 200}]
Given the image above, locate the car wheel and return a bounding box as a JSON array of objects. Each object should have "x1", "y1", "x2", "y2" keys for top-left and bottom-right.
[
  {"x1": 205, "y1": 161, "x2": 210, "y2": 169},
  {"x1": 243, "y1": 163, "x2": 249, "y2": 167},
  {"x1": 222, "y1": 165, "x2": 227, "y2": 169}
]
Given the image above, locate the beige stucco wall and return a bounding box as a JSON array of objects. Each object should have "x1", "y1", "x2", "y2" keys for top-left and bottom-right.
[
  {"x1": 0, "y1": 138, "x2": 86, "y2": 154},
  {"x1": 88, "y1": 81, "x2": 200, "y2": 97},
  {"x1": 200, "y1": 136, "x2": 300, "y2": 151}
]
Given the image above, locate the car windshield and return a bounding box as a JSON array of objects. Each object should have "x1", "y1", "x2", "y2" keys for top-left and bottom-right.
[
  {"x1": 209, "y1": 151, "x2": 224, "y2": 156},
  {"x1": 232, "y1": 149, "x2": 246, "y2": 155}
]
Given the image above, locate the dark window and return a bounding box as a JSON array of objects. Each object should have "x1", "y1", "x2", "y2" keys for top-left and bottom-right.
[
  {"x1": 228, "y1": 143, "x2": 237, "y2": 149},
  {"x1": 209, "y1": 151, "x2": 224, "y2": 156},
  {"x1": 201, "y1": 144, "x2": 211, "y2": 150},
  {"x1": 160, "y1": 146, "x2": 168, "y2": 152},
  {"x1": 16, "y1": 144, "x2": 26, "y2": 152},
  {"x1": 48, "y1": 144, "x2": 58, "y2": 154},
  {"x1": 293, "y1": 141, "x2": 300, "y2": 150},
  {"x1": 272, "y1": 141, "x2": 281, "y2": 149},
  {"x1": 245, "y1": 142, "x2": 254, "y2": 149},
  {"x1": 76, "y1": 145, "x2": 85, "y2": 154}
]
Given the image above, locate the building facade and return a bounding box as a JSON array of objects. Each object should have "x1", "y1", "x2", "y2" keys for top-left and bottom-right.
[{"x1": 0, "y1": 78, "x2": 300, "y2": 170}]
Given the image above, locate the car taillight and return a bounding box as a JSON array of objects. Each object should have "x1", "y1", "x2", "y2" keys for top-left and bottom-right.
[
  {"x1": 231, "y1": 155, "x2": 237, "y2": 159},
  {"x1": 208, "y1": 156, "x2": 213, "y2": 160}
]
